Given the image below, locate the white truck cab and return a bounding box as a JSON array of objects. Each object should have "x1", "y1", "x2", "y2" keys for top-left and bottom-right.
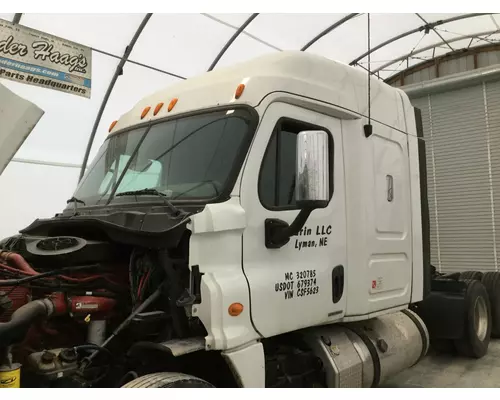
[
  {"x1": 108, "y1": 51, "x2": 425, "y2": 326},
  {"x1": 91, "y1": 51, "x2": 428, "y2": 387},
  {"x1": 5, "y1": 51, "x2": 486, "y2": 389}
]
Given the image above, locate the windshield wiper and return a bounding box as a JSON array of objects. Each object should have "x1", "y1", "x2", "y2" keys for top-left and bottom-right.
[
  {"x1": 66, "y1": 196, "x2": 86, "y2": 215},
  {"x1": 116, "y1": 188, "x2": 186, "y2": 218},
  {"x1": 116, "y1": 188, "x2": 168, "y2": 198},
  {"x1": 104, "y1": 127, "x2": 151, "y2": 206},
  {"x1": 66, "y1": 196, "x2": 85, "y2": 205}
]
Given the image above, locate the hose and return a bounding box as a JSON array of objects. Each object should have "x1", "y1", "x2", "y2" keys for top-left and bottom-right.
[
  {"x1": 0, "y1": 298, "x2": 54, "y2": 346},
  {"x1": 0, "y1": 253, "x2": 121, "y2": 285},
  {"x1": 0, "y1": 264, "x2": 100, "y2": 287},
  {"x1": 80, "y1": 286, "x2": 162, "y2": 369},
  {"x1": 103, "y1": 286, "x2": 162, "y2": 349},
  {"x1": 0, "y1": 252, "x2": 38, "y2": 275}
]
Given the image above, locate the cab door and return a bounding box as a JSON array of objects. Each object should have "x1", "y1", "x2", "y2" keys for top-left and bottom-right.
[{"x1": 240, "y1": 102, "x2": 347, "y2": 338}]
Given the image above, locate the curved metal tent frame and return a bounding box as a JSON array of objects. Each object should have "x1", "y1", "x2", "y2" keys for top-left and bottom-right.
[
  {"x1": 79, "y1": 13, "x2": 153, "y2": 181},
  {"x1": 78, "y1": 11, "x2": 499, "y2": 177},
  {"x1": 12, "y1": 13, "x2": 22, "y2": 24},
  {"x1": 207, "y1": 13, "x2": 260, "y2": 72},
  {"x1": 300, "y1": 13, "x2": 361, "y2": 51},
  {"x1": 1, "y1": 13, "x2": 498, "y2": 177},
  {"x1": 373, "y1": 28, "x2": 500, "y2": 74},
  {"x1": 348, "y1": 13, "x2": 491, "y2": 66},
  {"x1": 79, "y1": 12, "x2": 367, "y2": 175}
]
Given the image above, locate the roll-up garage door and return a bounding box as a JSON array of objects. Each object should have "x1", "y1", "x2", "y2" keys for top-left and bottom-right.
[{"x1": 411, "y1": 79, "x2": 500, "y2": 273}]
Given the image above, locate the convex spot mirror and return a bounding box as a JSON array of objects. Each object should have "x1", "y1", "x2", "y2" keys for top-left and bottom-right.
[{"x1": 295, "y1": 130, "x2": 329, "y2": 209}]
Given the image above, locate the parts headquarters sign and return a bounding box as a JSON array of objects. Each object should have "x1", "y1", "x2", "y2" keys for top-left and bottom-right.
[{"x1": 0, "y1": 19, "x2": 91, "y2": 98}]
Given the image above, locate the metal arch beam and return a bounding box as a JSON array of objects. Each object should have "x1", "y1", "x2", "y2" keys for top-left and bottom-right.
[
  {"x1": 374, "y1": 28, "x2": 499, "y2": 75},
  {"x1": 78, "y1": 13, "x2": 153, "y2": 182},
  {"x1": 12, "y1": 13, "x2": 22, "y2": 24},
  {"x1": 12, "y1": 157, "x2": 81, "y2": 169},
  {"x1": 203, "y1": 14, "x2": 280, "y2": 52},
  {"x1": 415, "y1": 13, "x2": 453, "y2": 52},
  {"x1": 207, "y1": 13, "x2": 259, "y2": 72},
  {"x1": 349, "y1": 13, "x2": 491, "y2": 66},
  {"x1": 301, "y1": 13, "x2": 360, "y2": 51},
  {"x1": 91, "y1": 47, "x2": 186, "y2": 80}
]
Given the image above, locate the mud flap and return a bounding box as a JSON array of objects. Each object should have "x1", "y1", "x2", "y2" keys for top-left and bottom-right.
[{"x1": 412, "y1": 279, "x2": 467, "y2": 340}]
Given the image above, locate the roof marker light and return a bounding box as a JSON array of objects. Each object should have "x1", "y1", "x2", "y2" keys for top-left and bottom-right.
[
  {"x1": 235, "y1": 84, "x2": 245, "y2": 99},
  {"x1": 154, "y1": 102, "x2": 164, "y2": 116},
  {"x1": 141, "y1": 106, "x2": 151, "y2": 119},
  {"x1": 168, "y1": 98, "x2": 178, "y2": 112},
  {"x1": 108, "y1": 120, "x2": 118, "y2": 133}
]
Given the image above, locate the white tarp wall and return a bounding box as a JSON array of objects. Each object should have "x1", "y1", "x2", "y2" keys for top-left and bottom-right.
[
  {"x1": 0, "y1": 83, "x2": 44, "y2": 176},
  {"x1": 0, "y1": 12, "x2": 499, "y2": 239}
]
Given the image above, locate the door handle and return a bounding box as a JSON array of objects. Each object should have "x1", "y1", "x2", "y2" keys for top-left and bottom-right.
[{"x1": 332, "y1": 265, "x2": 344, "y2": 304}]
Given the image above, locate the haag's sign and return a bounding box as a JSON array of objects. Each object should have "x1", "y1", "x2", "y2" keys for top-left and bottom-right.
[{"x1": 0, "y1": 19, "x2": 92, "y2": 98}]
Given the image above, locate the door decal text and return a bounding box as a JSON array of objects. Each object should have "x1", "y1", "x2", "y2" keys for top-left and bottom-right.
[
  {"x1": 274, "y1": 270, "x2": 319, "y2": 300},
  {"x1": 294, "y1": 224, "x2": 332, "y2": 250}
]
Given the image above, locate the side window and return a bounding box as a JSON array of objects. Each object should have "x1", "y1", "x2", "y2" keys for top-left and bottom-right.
[{"x1": 259, "y1": 119, "x2": 333, "y2": 209}]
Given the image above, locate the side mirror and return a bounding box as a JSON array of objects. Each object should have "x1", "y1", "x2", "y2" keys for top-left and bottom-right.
[
  {"x1": 265, "y1": 129, "x2": 330, "y2": 249},
  {"x1": 296, "y1": 130, "x2": 329, "y2": 209}
]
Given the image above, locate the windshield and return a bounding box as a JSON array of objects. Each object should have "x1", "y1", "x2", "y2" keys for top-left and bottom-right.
[{"x1": 73, "y1": 108, "x2": 255, "y2": 206}]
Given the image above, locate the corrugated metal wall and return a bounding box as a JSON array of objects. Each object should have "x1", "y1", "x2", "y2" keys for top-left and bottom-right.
[
  {"x1": 412, "y1": 79, "x2": 500, "y2": 273},
  {"x1": 391, "y1": 49, "x2": 500, "y2": 88}
]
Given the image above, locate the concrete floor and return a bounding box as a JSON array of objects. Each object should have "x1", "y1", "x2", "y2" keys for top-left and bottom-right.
[{"x1": 383, "y1": 339, "x2": 500, "y2": 388}]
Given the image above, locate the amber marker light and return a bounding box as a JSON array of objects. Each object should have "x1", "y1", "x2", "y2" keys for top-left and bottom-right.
[
  {"x1": 154, "y1": 102, "x2": 164, "y2": 116},
  {"x1": 141, "y1": 106, "x2": 151, "y2": 119},
  {"x1": 168, "y1": 98, "x2": 178, "y2": 112},
  {"x1": 108, "y1": 120, "x2": 118, "y2": 133},
  {"x1": 235, "y1": 84, "x2": 245, "y2": 99},
  {"x1": 228, "y1": 303, "x2": 244, "y2": 317}
]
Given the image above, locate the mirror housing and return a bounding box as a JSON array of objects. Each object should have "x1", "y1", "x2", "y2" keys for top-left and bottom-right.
[{"x1": 296, "y1": 130, "x2": 329, "y2": 209}]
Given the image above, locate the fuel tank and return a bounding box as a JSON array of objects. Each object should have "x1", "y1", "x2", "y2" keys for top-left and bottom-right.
[{"x1": 301, "y1": 309, "x2": 429, "y2": 387}]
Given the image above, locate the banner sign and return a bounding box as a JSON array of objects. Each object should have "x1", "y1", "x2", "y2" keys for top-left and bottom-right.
[{"x1": 0, "y1": 19, "x2": 92, "y2": 99}]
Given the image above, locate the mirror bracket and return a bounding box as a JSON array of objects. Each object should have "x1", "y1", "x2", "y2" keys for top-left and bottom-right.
[{"x1": 264, "y1": 208, "x2": 313, "y2": 249}]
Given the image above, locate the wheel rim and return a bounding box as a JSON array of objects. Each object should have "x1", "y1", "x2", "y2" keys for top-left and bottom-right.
[{"x1": 474, "y1": 296, "x2": 488, "y2": 341}]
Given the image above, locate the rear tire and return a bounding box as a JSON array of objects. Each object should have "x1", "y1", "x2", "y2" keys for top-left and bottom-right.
[
  {"x1": 122, "y1": 372, "x2": 215, "y2": 388},
  {"x1": 460, "y1": 271, "x2": 483, "y2": 281},
  {"x1": 454, "y1": 279, "x2": 491, "y2": 358},
  {"x1": 481, "y1": 272, "x2": 500, "y2": 338}
]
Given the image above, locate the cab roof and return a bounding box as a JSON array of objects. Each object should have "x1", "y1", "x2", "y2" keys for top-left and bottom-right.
[{"x1": 111, "y1": 51, "x2": 412, "y2": 135}]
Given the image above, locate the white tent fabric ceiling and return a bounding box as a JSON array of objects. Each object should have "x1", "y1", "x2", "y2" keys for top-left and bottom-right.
[{"x1": 0, "y1": 12, "x2": 499, "y2": 238}]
